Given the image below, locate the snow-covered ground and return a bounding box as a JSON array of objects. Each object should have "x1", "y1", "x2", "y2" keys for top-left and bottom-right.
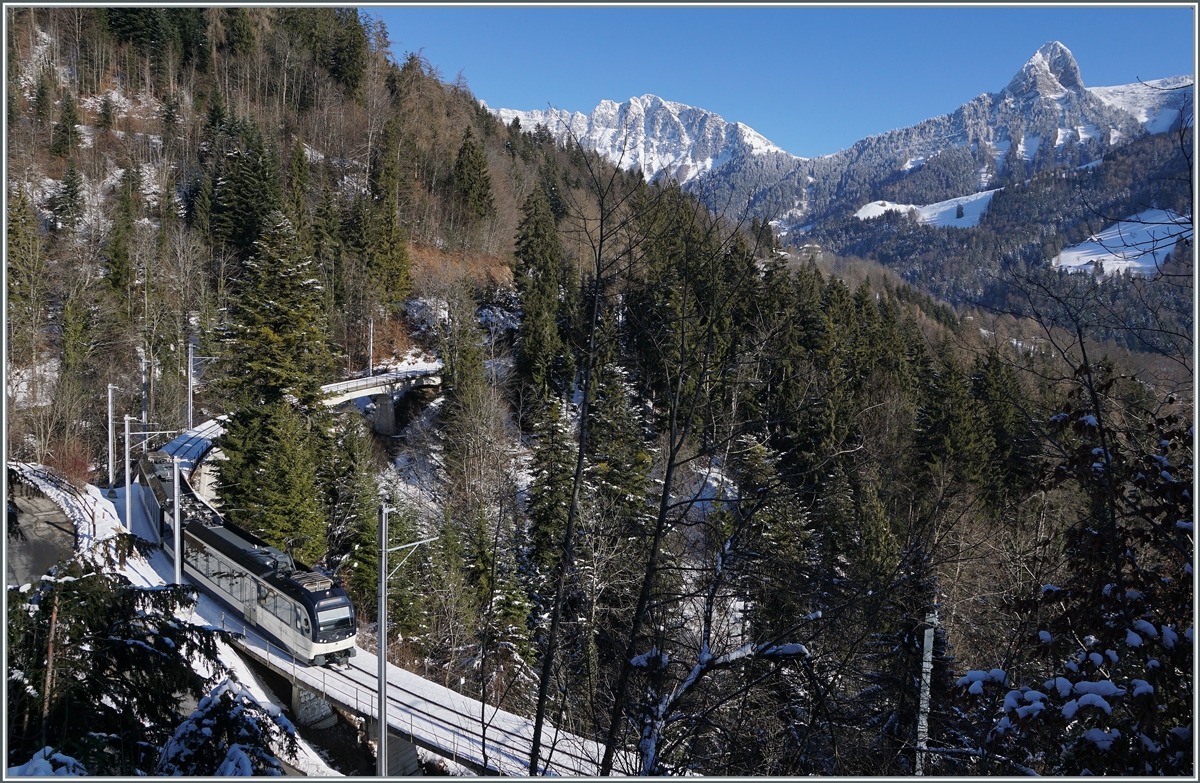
[
  {"x1": 1053, "y1": 209, "x2": 1193, "y2": 276},
  {"x1": 855, "y1": 189, "x2": 998, "y2": 228},
  {"x1": 1089, "y1": 76, "x2": 1194, "y2": 135}
]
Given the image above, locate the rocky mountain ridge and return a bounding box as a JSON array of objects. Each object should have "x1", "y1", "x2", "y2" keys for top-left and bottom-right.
[{"x1": 493, "y1": 42, "x2": 1191, "y2": 228}]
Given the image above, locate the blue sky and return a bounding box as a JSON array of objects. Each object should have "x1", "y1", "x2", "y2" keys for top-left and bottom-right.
[{"x1": 367, "y1": 5, "x2": 1195, "y2": 157}]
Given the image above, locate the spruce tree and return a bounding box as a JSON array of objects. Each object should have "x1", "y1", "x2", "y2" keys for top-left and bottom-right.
[
  {"x1": 215, "y1": 210, "x2": 333, "y2": 410},
  {"x1": 49, "y1": 92, "x2": 80, "y2": 157},
  {"x1": 285, "y1": 139, "x2": 310, "y2": 246},
  {"x1": 7, "y1": 186, "x2": 47, "y2": 367},
  {"x1": 312, "y1": 184, "x2": 343, "y2": 319},
  {"x1": 224, "y1": 8, "x2": 255, "y2": 57},
  {"x1": 453, "y1": 126, "x2": 494, "y2": 222},
  {"x1": 32, "y1": 73, "x2": 50, "y2": 124},
  {"x1": 325, "y1": 410, "x2": 381, "y2": 609},
  {"x1": 970, "y1": 347, "x2": 1038, "y2": 504},
  {"x1": 210, "y1": 118, "x2": 281, "y2": 255},
  {"x1": 916, "y1": 341, "x2": 993, "y2": 486},
  {"x1": 50, "y1": 158, "x2": 83, "y2": 230},
  {"x1": 514, "y1": 186, "x2": 567, "y2": 397},
  {"x1": 526, "y1": 398, "x2": 576, "y2": 574},
  {"x1": 97, "y1": 94, "x2": 114, "y2": 131},
  {"x1": 256, "y1": 401, "x2": 327, "y2": 565},
  {"x1": 104, "y1": 164, "x2": 140, "y2": 294},
  {"x1": 157, "y1": 678, "x2": 297, "y2": 775}
]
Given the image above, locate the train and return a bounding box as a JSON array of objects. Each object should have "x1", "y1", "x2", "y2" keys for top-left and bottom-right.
[{"x1": 137, "y1": 451, "x2": 357, "y2": 666}]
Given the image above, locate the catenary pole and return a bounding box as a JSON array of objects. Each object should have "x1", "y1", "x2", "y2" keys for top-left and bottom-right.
[
  {"x1": 916, "y1": 610, "x2": 936, "y2": 775},
  {"x1": 173, "y1": 456, "x2": 182, "y2": 585},
  {"x1": 378, "y1": 503, "x2": 389, "y2": 777},
  {"x1": 107, "y1": 384, "x2": 118, "y2": 495},
  {"x1": 187, "y1": 342, "x2": 193, "y2": 430},
  {"x1": 123, "y1": 415, "x2": 132, "y2": 531}
]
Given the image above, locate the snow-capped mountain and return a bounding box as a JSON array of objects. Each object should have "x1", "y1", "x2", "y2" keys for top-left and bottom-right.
[
  {"x1": 492, "y1": 42, "x2": 1191, "y2": 228},
  {"x1": 490, "y1": 94, "x2": 798, "y2": 186}
]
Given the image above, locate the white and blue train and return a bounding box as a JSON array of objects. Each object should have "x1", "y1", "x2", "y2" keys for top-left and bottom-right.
[{"x1": 138, "y1": 452, "x2": 356, "y2": 666}]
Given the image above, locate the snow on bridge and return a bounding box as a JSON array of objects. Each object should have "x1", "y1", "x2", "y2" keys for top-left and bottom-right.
[{"x1": 320, "y1": 361, "x2": 442, "y2": 407}]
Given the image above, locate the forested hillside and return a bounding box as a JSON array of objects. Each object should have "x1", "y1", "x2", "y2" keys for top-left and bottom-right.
[{"x1": 6, "y1": 8, "x2": 1192, "y2": 777}]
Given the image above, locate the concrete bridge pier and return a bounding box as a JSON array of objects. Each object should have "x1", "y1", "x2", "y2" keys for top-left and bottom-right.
[
  {"x1": 367, "y1": 719, "x2": 422, "y2": 775},
  {"x1": 291, "y1": 684, "x2": 337, "y2": 730},
  {"x1": 372, "y1": 393, "x2": 396, "y2": 436}
]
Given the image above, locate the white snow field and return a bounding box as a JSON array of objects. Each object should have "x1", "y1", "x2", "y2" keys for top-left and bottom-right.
[
  {"x1": 855, "y1": 189, "x2": 998, "y2": 228},
  {"x1": 1053, "y1": 209, "x2": 1193, "y2": 276}
]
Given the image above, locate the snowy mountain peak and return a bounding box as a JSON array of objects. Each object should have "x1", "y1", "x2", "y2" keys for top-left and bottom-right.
[
  {"x1": 491, "y1": 94, "x2": 795, "y2": 185},
  {"x1": 1005, "y1": 41, "x2": 1084, "y2": 97}
]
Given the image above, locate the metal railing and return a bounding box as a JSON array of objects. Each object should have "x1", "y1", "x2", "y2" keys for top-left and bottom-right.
[{"x1": 215, "y1": 611, "x2": 606, "y2": 775}]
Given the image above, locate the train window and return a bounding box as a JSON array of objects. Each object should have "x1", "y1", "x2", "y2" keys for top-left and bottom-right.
[
  {"x1": 297, "y1": 612, "x2": 311, "y2": 636},
  {"x1": 317, "y1": 603, "x2": 353, "y2": 637},
  {"x1": 257, "y1": 584, "x2": 269, "y2": 605}
]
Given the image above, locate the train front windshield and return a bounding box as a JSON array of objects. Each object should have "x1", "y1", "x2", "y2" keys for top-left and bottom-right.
[{"x1": 316, "y1": 600, "x2": 354, "y2": 640}]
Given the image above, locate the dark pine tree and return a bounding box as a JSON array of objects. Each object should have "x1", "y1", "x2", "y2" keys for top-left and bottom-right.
[
  {"x1": 50, "y1": 158, "x2": 83, "y2": 231},
  {"x1": 49, "y1": 92, "x2": 80, "y2": 157},
  {"x1": 453, "y1": 126, "x2": 495, "y2": 223},
  {"x1": 514, "y1": 185, "x2": 567, "y2": 398},
  {"x1": 215, "y1": 210, "x2": 332, "y2": 410}
]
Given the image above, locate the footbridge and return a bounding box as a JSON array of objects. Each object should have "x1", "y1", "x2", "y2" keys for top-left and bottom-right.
[{"x1": 148, "y1": 420, "x2": 626, "y2": 776}]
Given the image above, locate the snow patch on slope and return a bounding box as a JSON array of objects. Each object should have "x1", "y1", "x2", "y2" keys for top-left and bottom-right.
[
  {"x1": 1089, "y1": 76, "x2": 1193, "y2": 134},
  {"x1": 855, "y1": 189, "x2": 998, "y2": 228},
  {"x1": 1054, "y1": 209, "x2": 1193, "y2": 276}
]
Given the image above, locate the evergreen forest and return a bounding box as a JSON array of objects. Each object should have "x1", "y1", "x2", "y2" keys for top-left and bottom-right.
[{"x1": 5, "y1": 8, "x2": 1193, "y2": 776}]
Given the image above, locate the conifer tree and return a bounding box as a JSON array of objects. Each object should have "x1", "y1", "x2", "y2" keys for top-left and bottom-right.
[
  {"x1": 526, "y1": 398, "x2": 575, "y2": 574},
  {"x1": 157, "y1": 678, "x2": 297, "y2": 775},
  {"x1": 325, "y1": 410, "x2": 381, "y2": 609},
  {"x1": 32, "y1": 73, "x2": 50, "y2": 124},
  {"x1": 49, "y1": 92, "x2": 80, "y2": 157},
  {"x1": 514, "y1": 186, "x2": 567, "y2": 397},
  {"x1": 453, "y1": 126, "x2": 495, "y2": 222},
  {"x1": 586, "y1": 344, "x2": 651, "y2": 532},
  {"x1": 285, "y1": 139, "x2": 310, "y2": 247},
  {"x1": 189, "y1": 170, "x2": 212, "y2": 239},
  {"x1": 210, "y1": 118, "x2": 281, "y2": 255},
  {"x1": 970, "y1": 347, "x2": 1038, "y2": 504},
  {"x1": 916, "y1": 341, "x2": 993, "y2": 486},
  {"x1": 96, "y1": 94, "x2": 114, "y2": 132},
  {"x1": 7, "y1": 186, "x2": 47, "y2": 367},
  {"x1": 104, "y1": 165, "x2": 140, "y2": 295},
  {"x1": 224, "y1": 8, "x2": 255, "y2": 57},
  {"x1": 370, "y1": 199, "x2": 412, "y2": 315},
  {"x1": 312, "y1": 185, "x2": 343, "y2": 319},
  {"x1": 50, "y1": 158, "x2": 83, "y2": 231},
  {"x1": 215, "y1": 211, "x2": 332, "y2": 410},
  {"x1": 255, "y1": 401, "x2": 327, "y2": 565}
]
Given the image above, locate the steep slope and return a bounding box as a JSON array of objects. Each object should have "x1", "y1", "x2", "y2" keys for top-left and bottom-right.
[{"x1": 1089, "y1": 75, "x2": 1193, "y2": 134}]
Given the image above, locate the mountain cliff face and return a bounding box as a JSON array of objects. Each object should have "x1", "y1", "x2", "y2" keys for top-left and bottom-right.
[
  {"x1": 494, "y1": 42, "x2": 1189, "y2": 228},
  {"x1": 490, "y1": 94, "x2": 797, "y2": 186}
]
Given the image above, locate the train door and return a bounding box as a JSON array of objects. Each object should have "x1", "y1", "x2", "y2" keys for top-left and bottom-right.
[{"x1": 244, "y1": 578, "x2": 259, "y2": 627}]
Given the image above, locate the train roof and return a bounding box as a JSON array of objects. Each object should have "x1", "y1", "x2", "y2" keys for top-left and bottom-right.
[
  {"x1": 143, "y1": 451, "x2": 343, "y2": 605},
  {"x1": 188, "y1": 517, "x2": 338, "y2": 602}
]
